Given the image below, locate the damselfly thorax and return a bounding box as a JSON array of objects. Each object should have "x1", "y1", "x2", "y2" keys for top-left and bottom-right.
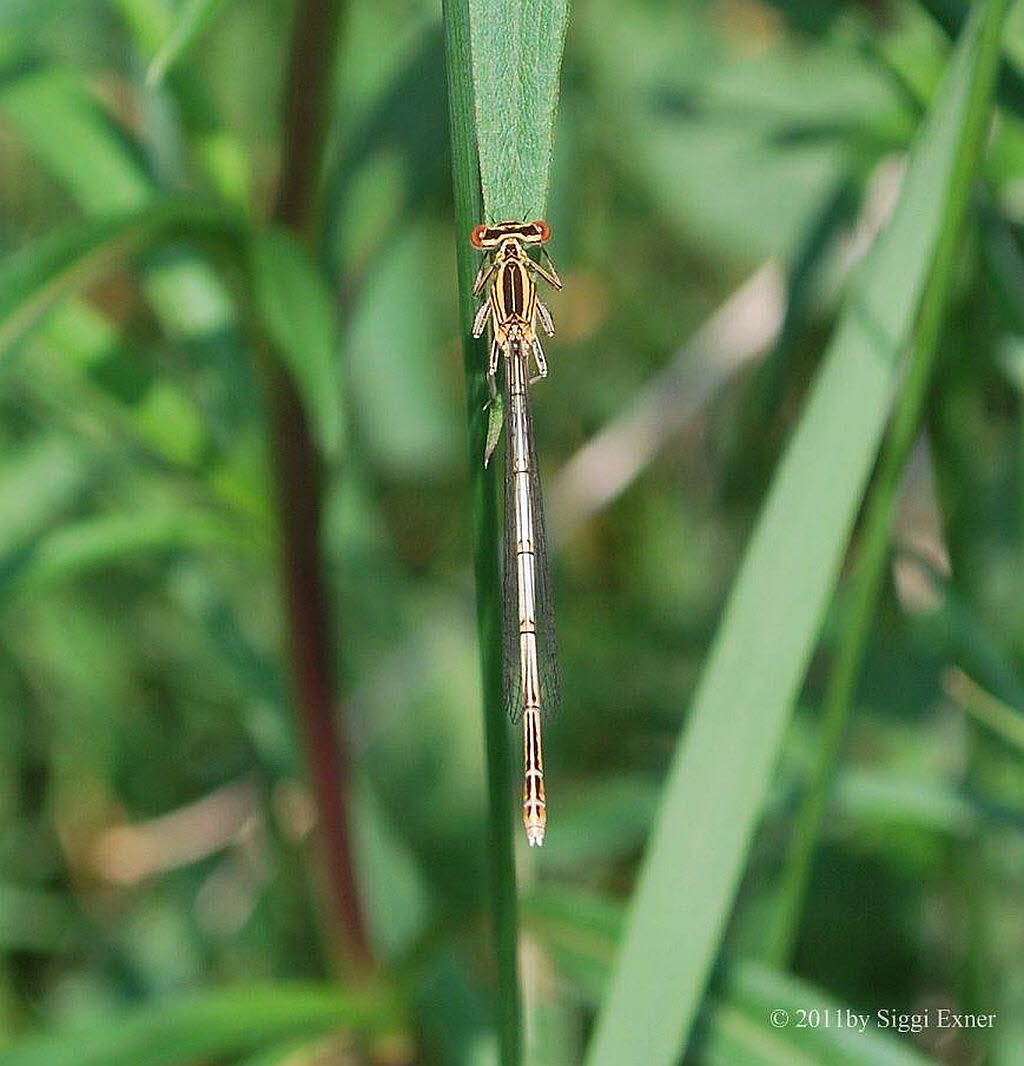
[
  {"x1": 471, "y1": 221, "x2": 560, "y2": 392},
  {"x1": 470, "y1": 220, "x2": 562, "y2": 847}
]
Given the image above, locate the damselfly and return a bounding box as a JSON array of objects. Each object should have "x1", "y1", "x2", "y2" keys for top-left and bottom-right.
[{"x1": 470, "y1": 220, "x2": 562, "y2": 847}]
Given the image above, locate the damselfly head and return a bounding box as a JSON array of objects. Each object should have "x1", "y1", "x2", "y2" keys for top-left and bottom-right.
[{"x1": 471, "y1": 220, "x2": 551, "y2": 249}]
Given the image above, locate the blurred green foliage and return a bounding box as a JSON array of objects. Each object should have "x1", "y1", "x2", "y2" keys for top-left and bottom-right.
[{"x1": 1, "y1": 1, "x2": 1024, "y2": 1064}]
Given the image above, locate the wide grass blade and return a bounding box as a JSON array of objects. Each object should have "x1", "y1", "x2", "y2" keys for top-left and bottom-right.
[
  {"x1": 0, "y1": 984, "x2": 397, "y2": 1066},
  {"x1": 467, "y1": 0, "x2": 569, "y2": 220},
  {"x1": 443, "y1": 1, "x2": 522, "y2": 1063},
  {"x1": 764, "y1": 0, "x2": 1008, "y2": 964},
  {"x1": 583, "y1": 3, "x2": 1010, "y2": 1064}
]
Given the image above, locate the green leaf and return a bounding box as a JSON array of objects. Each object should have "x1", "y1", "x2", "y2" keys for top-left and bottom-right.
[
  {"x1": 0, "y1": 204, "x2": 240, "y2": 363},
  {"x1": 583, "y1": 3, "x2": 1011, "y2": 1064},
  {"x1": 248, "y1": 227, "x2": 343, "y2": 457},
  {"x1": 0, "y1": 984, "x2": 398, "y2": 1066},
  {"x1": 467, "y1": 0, "x2": 570, "y2": 220},
  {"x1": 146, "y1": 0, "x2": 235, "y2": 87},
  {"x1": 483, "y1": 390, "x2": 504, "y2": 466},
  {"x1": 345, "y1": 224, "x2": 456, "y2": 474},
  {"x1": 0, "y1": 67, "x2": 151, "y2": 212}
]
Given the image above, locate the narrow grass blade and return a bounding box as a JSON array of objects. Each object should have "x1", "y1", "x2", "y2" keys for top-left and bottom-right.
[
  {"x1": 0, "y1": 985, "x2": 397, "y2": 1066},
  {"x1": 145, "y1": 0, "x2": 235, "y2": 87},
  {"x1": 946, "y1": 669, "x2": 1024, "y2": 753},
  {"x1": 918, "y1": 0, "x2": 1024, "y2": 118},
  {"x1": 467, "y1": 0, "x2": 570, "y2": 220},
  {"x1": 583, "y1": 4, "x2": 1010, "y2": 1064},
  {"x1": 443, "y1": 1, "x2": 522, "y2": 1063}
]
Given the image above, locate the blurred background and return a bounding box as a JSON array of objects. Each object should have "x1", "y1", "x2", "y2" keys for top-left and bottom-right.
[{"x1": 2, "y1": 0, "x2": 1024, "y2": 1063}]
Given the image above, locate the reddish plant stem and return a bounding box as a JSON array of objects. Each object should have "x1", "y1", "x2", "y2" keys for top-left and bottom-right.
[{"x1": 268, "y1": 0, "x2": 371, "y2": 972}]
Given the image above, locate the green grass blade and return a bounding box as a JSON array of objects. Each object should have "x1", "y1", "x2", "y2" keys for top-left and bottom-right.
[
  {"x1": 583, "y1": 3, "x2": 1010, "y2": 1063},
  {"x1": 467, "y1": 0, "x2": 570, "y2": 220},
  {"x1": 249, "y1": 225, "x2": 344, "y2": 457},
  {"x1": 946, "y1": 670, "x2": 1024, "y2": 753},
  {"x1": 0, "y1": 984, "x2": 397, "y2": 1066},
  {"x1": 0, "y1": 204, "x2": 240, "y2": 361},
  {"x1": 443, "y1": 1, "x2": 522, "y2": 1063},
  {"x1": 114, "y1": 0, "x2": 248, "y2": 203},
  {"x1": 918, "y1": 0, "x2": 1024, "y2": 118},
  {"x1": 145, "y1": 0, "x2": 235, "y2": 87},
  {"x1": 764, "y1": 0, "x2": 1008, "y2": 966}
]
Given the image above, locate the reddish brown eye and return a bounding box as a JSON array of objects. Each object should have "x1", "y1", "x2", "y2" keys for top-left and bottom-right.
[
  {"x1": 470, "y1": 224, "x2": 488, "y2": 248},
  {"x1": 533, "y1": 219, "x2": 551, "y2": 242}
]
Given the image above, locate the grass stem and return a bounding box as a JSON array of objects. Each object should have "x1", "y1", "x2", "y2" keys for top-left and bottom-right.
[{"x1": 268, "y1": 0, "x2": 372, "y2": 974}]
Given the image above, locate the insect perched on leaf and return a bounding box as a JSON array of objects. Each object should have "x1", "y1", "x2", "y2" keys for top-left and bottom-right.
[{"x1": 471, "y1": 220, "x2": 562, "y2": 847}]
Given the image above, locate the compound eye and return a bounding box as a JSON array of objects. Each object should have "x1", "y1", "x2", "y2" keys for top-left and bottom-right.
[
  {"x1": 533, "y1": 220, "x2": 551, "y2": 242},
  {"x1": 470, "y1": 224, "x2": 488, "y2": 248}
]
